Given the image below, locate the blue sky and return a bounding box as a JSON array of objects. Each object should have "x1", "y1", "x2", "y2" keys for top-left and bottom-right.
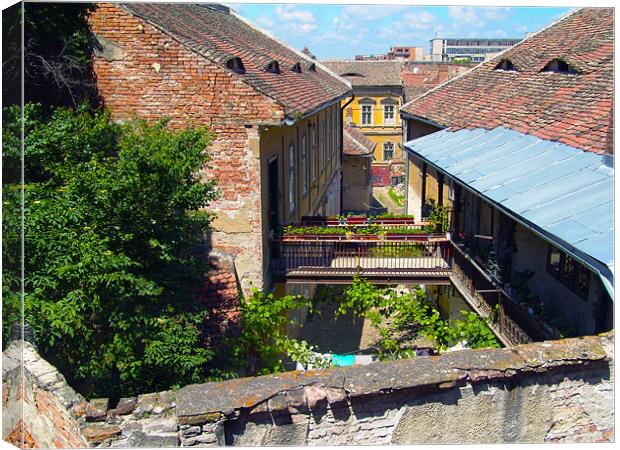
[{"x1": 226, "y1": 3, "x2": 572, "y2": 60}]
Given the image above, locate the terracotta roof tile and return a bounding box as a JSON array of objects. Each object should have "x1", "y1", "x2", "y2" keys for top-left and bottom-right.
[
  {"x1": 401, "y1": 8, "x2": 613, "y2": 154},
  {"x1": 121, "y1": 3, "x2": 351, "y2": 116},
  {"x1": 343, "y1": 125, "x2": 376, "y2": 156},
  {"x1": 321, "y1": 60, "x2": 403, "y2": 87}
]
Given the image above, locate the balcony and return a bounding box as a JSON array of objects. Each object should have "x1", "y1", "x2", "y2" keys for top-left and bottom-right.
[
  {"x1": 270, "y1": 216, "x2": 452, "y2": 284},
  {"x1": 450, "y1": 239, "x2": 561, "y2": 346}
]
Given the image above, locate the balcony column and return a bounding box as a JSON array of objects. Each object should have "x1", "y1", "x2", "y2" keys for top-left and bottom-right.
[
  {"x1": 437, "y1": 172, "x2": 444, "y2": 206},
  {"x1": 421, "y1": 162, "x2": 427, "y2": 217}
]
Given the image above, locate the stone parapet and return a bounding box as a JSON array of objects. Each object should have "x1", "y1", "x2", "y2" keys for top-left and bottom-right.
[{"x1": 2, "y1": 333, "x2": 614, "y2": 447}]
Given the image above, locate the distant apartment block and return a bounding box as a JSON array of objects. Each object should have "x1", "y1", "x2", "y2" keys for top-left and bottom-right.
[
  {"x1": 429, "y1": 37, "x2": 523, "y2": 63},
  {"x1": 388, "y1": 46, "x2": 425, "y2": 62}
]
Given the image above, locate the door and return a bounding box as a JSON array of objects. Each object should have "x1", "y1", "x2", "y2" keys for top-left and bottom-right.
[{"x1": 268, "y1": 157, "x2": 280, "y2": 234}]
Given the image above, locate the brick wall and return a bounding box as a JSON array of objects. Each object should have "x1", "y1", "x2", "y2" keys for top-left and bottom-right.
[
  {"x1": 89, "y1": 3, "x2": 287, "y2": 293},
  {"x1": 4, "y1": 333, "x2": 613, "y2": 447}
]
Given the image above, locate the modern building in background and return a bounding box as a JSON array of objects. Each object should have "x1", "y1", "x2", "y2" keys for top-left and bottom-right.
[{"x1": 429, "y1": 37, "x2": 523, "y2": 62}]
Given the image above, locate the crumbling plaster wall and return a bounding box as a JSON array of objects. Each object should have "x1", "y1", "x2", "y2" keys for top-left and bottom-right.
[{"x1": 2, "y1": 333, "x2": 614, "y2": 448}]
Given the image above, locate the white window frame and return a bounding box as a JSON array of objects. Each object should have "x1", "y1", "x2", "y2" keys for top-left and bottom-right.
[
  {"x1": 289, "y1": 144, "x2": 296, "y2": 214},
  {"x1": 383, "y1": 104, "x2": 395, "y2": 126},
  {"x1": 301, "y1": 135, "x2": 308, "y2": 196},
  {"x1": 361, "y1": 104, "x2": 373, "y2": 125},
  {"x1": 383, "y1": 142, "x2": 394, "y2": 161}
]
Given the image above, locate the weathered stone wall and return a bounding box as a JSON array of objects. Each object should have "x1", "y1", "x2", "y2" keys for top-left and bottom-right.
[{"x1": 3, "y1": 333, "x2": 614, "y2": 447}]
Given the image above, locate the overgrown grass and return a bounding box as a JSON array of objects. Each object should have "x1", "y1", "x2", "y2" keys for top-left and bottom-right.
[{"x1": 388, "y1": 187, "x2": 405, "y2": 207}]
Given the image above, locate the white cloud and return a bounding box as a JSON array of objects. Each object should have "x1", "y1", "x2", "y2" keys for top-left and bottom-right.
[
  {"x1": 255, "y1": 16, "x2": 274, "y2": 28},
  {"x1": 448, "y1": 6, "x2": 485, "y2": 28},
  {"x1": 333, "y1": 16, "x2": 356, "y2": 34},
  {"x1": 274, "y1": 5, "x2": 318, "y2": 35},
  {"x1": 403, "y1": 11, "x2": 436, "y2": 30},
  {"x1": 482, "y1": 7, "x2": 513, "y2": 21},
  {"x1": 340, "y1": 5, "x2": 407, "y2": 21}
]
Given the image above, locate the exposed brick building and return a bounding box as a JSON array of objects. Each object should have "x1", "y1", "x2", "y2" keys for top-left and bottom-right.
[{"x1": 89, "y1": 3, "x2": 352, "y2": 297}]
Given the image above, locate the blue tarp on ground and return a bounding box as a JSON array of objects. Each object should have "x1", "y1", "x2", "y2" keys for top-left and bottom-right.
[{"x1": 404, "y1": 127, "x2": 614, "y2": 299}]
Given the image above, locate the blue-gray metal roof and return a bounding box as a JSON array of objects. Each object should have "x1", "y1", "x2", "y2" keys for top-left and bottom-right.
[{"x1": 404, "y1": 127, "x2": 614, "y2": 294}]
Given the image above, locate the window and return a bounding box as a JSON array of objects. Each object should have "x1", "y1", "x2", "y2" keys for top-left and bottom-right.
[
  {"x1": 301, "y1": 135, "x2": 308, "y2": 195},
  {"x1": 547, "y1": 245, "x2": 590, "y2": 300},
  {"x1": 288, "y1": 144, "x2": 296, "y2": 213},
  {"x1": 332, "y1": 109, "x2": 338, "y2": 162},
  {"x1": 320, "y1": 120, "x2": 326, "y2": 171},
  {"x1": 311, "y1": 125, "x2": 317, "y2": 183},
  {"x1": 494, "y1": 59, "x2": 517, "y2": 71},
  {"x1": 383, "y1": 105, "x2": 395, "y2": 126},
  {"x1": 327, "y1": 114, "x2": 332, "y2": 162},
  {"x1": 542, "y1": 58, "x2": 579, "y2": 75},
  {"x1": 226, "y1": 57, "x2": 245, "y2": 74},
  {"x1": 361, "y1": 105, "x2": 372, "y2": 125},
  {"x1": 383, "y1": 142, "x2": 394, "y2": 161},
  {"x1": 266, "y1": 60, "x2": 281, "y2": 74}
]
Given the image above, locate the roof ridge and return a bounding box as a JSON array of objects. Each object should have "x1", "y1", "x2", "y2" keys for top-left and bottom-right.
[
  {"x1": 228, "y1": 8, "x2": 353, "y2": 93},
  {"x1": 400, "y1": 8, "x2": 580, "y2": 113}
]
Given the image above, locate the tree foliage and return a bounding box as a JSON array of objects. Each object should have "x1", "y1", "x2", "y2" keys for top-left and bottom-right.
[
  {"x1": 23, "y1": 3, "x2": 100, "y2": 108},
  {"x1": 336, "y1": 275, "x2": 500, "y2": 355},
  {"x1": 2, "y1": 103, "x2": 219, "y2": 398},
  {"x1": 225, "y1": 290, "x2": 313, "y2": 375}
]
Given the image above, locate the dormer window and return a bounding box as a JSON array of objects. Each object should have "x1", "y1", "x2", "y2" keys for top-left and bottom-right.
[
  {"x1": 308, "y1": 62, "x2": 316, "y2": 72},
  {"x1": 542, "y1": 58, "x2": 579, "y2": 75},
  {"x1": 226, "y1": 57, "x2": 245, "y2": 74},
  {"x1": 266, "y1": 60, "x2": 281, "y2": 74},
  {"x1": 341, "y1": 72, "x2": 364, "y2": 77},
  {"x1": 494, "y1": 59, "x2": 517, "y2": 71},
  {"x1": 291, "y1": 62, "x2": 302, "y2": 73}
]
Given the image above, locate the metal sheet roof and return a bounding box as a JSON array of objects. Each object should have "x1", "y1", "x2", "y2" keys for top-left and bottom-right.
[{"x1": 404, "y1": 127, "x2": 614, "y2": 293}]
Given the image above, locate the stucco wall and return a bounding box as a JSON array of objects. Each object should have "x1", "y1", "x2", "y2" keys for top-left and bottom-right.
[
  {"x1": 342, "y1": 155, "x2": 372, "y2": 211},
  {"x1": 3, "y1": 333, "x2": 614, "y2": 447}
]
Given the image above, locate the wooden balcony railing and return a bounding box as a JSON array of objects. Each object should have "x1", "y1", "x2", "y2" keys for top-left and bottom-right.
[{"x1": 450, "y1": 242, "x2": 561, "y2": 346}]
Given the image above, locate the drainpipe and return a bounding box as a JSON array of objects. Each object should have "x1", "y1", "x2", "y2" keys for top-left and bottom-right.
[{"x1": 339, "y1": 95, "x2": 355, "y2": 213}]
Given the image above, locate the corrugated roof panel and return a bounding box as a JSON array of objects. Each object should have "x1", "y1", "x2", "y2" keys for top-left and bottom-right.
[
  {"x1": 545, "y1": 219, "x2": 600, "y2": 245},
  {"x1": 574, "y1": 232, "x2": 614, "y2": 267},
  {"x1": 470, "y1": 147, "x2": 577, "y2": 192},
  {"x1": 502, "y1": 156, "x2": 601, "y2": 193},
  {"x1": 403, "y1": 127, "x2": 614, "y2": 283},
  {"x1": 502, "y1": 170, "x2": 608, "y2": 213}
]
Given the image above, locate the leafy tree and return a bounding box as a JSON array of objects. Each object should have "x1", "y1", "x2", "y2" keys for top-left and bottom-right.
[
  {"x1": 335, "y1": 275, "x2": 499, "y2": 355},
  {"x1": 226, "y1": 290, "x2": 313, "y2": 375},
  {"x1": 3, "y1": 103, "x2": 218, "y2": 398},
  {"x1": 24, "y1": 3, "x2": 99, "y2": 108}
]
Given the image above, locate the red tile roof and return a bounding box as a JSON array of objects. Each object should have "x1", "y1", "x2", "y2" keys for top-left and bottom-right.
[
  {"x1": 401, "y1": 8, "x2": 613, "y2": 154},
  {"x1": 343, "y1": 125, "x2": 376, "y2": 156},
  {"x1": 322, "y1": 60, "x2": 403, "y2": 87},
  {"x1": 121, "y1": 3, "x2": 351, "y2": 117}
]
